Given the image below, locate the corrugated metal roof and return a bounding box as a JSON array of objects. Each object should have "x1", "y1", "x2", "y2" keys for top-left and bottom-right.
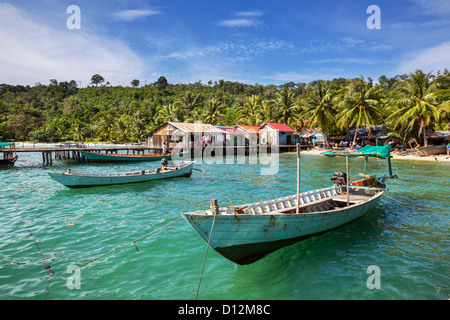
[
  {"x1": 168, "y1": 122, "x2": 226, "y2": 133},
  {"x1": 220, "y1": 127, "x2": 246, "y2": 135},
  {"x1": 262, "y1": 122, "x2": 295, "y2": 132},
  {"x1": 235, "y1": 125, "x2": 260, "y2": 133}
]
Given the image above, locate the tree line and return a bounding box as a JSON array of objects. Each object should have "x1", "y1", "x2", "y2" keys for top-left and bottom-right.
[{"x1": 0, "y1": 70, "x2": 449, "y2": 147}]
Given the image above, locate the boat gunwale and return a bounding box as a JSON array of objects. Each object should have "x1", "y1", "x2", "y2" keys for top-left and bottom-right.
[{"x1": 49, "y1": 161, "x2": 195, "y2": 178}]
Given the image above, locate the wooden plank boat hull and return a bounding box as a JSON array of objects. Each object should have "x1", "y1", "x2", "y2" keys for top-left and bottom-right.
[
  {"x1": 181, "y1": 186, "x2": 384, "y2": 265},
  {"x1": 80, "y1": 151, "x2": 186, "y2": 162},
  {"x1": 0, "y1": 156, "x2": 18, "y2": 168},
  {"x1": 48, "y1": 161, "x2": 194, "y2": 188},
  {"x1": 415, "y1": 145, "x2": 447, "y2": 156}
]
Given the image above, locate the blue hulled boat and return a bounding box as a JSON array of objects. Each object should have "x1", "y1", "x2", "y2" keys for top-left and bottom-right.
[
  {"x1": 181, "y1": 145, "x2": 396, "y2": 265},
  {"x1": 48, "y1": 161, "x2": 195, "y2": 188}
]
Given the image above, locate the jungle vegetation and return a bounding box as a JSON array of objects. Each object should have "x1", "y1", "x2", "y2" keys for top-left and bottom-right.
[{"x1": 0, "y1": 70, "x2": 449, "y2": 147}]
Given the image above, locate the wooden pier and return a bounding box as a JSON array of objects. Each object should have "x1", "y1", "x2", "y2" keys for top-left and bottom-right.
[{"x1": 14, "y1": 146, "x2": 162, "y2": 165}]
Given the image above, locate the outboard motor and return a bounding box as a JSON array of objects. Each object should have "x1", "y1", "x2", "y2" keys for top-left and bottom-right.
[
  {"x1": 161, "y1": 158, "x2": 168, "y2": 167},
  {"x1": 331, "y1": 171, "x2": 347, "y2": 185}
]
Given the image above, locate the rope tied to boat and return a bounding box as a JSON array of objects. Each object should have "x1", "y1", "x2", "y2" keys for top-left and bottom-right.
[
  {"x1": 78, "y1": 217, "x2": 183, "y2": 269},
  {"x1": 382, "y1": 193, "x2": 442, "y2": 213},
  {"x1": 11, "y1": 197, "x2": 55, "y2": 300},
  {"x1": 195, "y1": 204, "x2": 217, "y2": 300}
]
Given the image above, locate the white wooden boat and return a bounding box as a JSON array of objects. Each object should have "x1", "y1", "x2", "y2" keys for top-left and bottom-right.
[
  {"x1": 181, "y1": 145, "x2": 396, "y2": 265},
  {"x1": 48, "y1": 161, "x2": 194, "y2": 188}
]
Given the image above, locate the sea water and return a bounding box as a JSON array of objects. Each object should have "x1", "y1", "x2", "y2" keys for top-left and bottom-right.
[{"x1": 0, "y1": 148, "x2": 448, "y2": 300}]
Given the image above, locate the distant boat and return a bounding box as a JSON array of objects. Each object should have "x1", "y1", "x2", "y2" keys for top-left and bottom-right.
[
  {"x1": 0, "y1": 142, "x2": 18, "y2": 168},
  {"x1": 415, "y1": 145, "x2": 447, "y2": 156},
  {"x1": 48, "y1": 161, "x2": 195, "y2": 188},
  {"x1": 181, "y1": 145, "x2": 396, "y2": 265},
  {"x1": 80, "y1": 151, "x2": 185, "y2": 163}
]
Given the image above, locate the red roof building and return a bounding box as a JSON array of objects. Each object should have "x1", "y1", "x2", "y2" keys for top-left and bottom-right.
[
  {"x1": 263, "y1": 122, "x2": 295, "y2": 132},
  {"x1": 259, "y1": 122, "x2": 296, "y2": 145}
]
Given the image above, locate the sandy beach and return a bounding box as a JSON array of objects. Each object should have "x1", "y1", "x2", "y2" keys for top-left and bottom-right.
[{"x1": 301, "y1": 148, "x2": 450, "y2": 162}]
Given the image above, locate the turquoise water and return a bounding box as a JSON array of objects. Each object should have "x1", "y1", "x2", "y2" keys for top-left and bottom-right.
[{"x1": 0, "y1": 149, "x2": 449, "y2": 300}]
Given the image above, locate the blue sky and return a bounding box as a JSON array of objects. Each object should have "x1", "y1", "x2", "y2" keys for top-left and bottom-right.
[{"x1": 0, "y1": 0, "x2": 449, "y2": 86}]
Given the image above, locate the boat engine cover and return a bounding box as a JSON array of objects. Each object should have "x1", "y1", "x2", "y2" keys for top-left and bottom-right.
[{"x1": 331, "y1": 171, "x2": 347, "y2": 184}]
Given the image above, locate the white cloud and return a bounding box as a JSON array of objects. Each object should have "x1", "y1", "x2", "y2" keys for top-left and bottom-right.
[
  {"x1": 0, "y1": 3, "x2": 145, "y2": 85},
  {"x1": 112, "y1": 9, "x2": 163, "y2": 22},
  {"x1": 234, "y1": 11, "x2": 264, "y2": 18},
  {"x1": 164, "y1": 39, "x2": 293, "y2": 61},
  {"x1": 217, "y1": 10, "x2": 264, "y2": 28},
  {"x1": 410, "y1": 0, "x2": 450, "y2": 16},
  {"x1": 396, "y1": 41, "x2": 450, "y2": 74},
  {"x1": 217, "y1": 18, "x2": 260, "y2": 28}
]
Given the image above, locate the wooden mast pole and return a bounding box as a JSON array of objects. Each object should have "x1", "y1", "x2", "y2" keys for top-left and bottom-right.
[
  {"x1": 297, "y1": 143, "x2": 300, "y2": 214},
  {"x1": 346, "y1": 155, "x2": 349, "y2": 207}
]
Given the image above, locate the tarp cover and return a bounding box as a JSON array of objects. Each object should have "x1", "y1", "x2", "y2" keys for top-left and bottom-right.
[
  {"x1": 0, "y1": 142, "x2": 14, "y2": 147},
  {"x1": 323, "y1": 145, "x2": 391, "y2": 159}
]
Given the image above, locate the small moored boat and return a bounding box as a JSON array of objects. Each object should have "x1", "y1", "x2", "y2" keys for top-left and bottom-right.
[
  {"x1": 181, "y1": 145, "x2": 396, "y2": 265},
  {"x1": 0, "y1": 142, "x2": 18, "y2": 168},
  {"x1": 48, "y1": 161, "x2": 195, "y2": 188},
  {"x1": 415, "y1": 144, "x2": 447, "y2": 156}
]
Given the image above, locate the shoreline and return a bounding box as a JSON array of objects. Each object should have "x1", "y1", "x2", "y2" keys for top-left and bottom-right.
[{"x1": 10, "y1": 142, "x2": 450, "y2": 163}]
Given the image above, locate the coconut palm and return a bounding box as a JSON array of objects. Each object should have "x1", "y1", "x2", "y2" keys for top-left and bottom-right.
[
  {"x1": 129, "y1": 111, "x2": 147, "y2": 142},
  {"x1": 202, "y1": 98, "x2": 224, "y2": 124},
  {"x1": 335, "y1": 78, "x2": 383, "y2": 146},
  {"x1": 179, "y1": 91, "x2": 202, "y2": 113},
  {"x1": 271, "y1": 88, "x2": 299, "y2": 125},
  {"x1": 256, "y1": 99, "x2": 278, "y2": 125},
  {"x1": 156, "y1": 103, "x2": 185, "y2": 125},
  {"x1": 301, "y1": 80, "x2": 336, "y2": 145},
  {"x1": 71, "y1": 120, "x2": 84, "y2": 142},
  {"x1": 96, "y1": 113, "x2": 115, "y2": 141},
  {"x1": 114, "y1": 116, "x2": 129, "y2": 142},
  {"x1": 387, "y1": 70, "x2": 450, "y2": 146},
  {"x1": 236, "y1": 95, "x2": 262, "y2": 125}
]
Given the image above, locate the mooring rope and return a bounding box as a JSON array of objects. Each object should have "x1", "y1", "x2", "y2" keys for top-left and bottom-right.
[
  {"x1": 382, "y1": 193, "x2": 442, "y2": 213},
  {"x1": 78, "y1": 217, "x2": 183, "y2": 269},
  {"x1": 195, "y1": 213, "x2": 216, "y2": 300},
  {"x1": 11, "y1": 197, "x2": 55, "y2": 300}
]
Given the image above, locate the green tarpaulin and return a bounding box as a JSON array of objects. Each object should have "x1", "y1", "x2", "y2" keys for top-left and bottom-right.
[
  {"x1": 323, "y1": 145, "x2": 391, "y2": 159},
  {"x1": 0, "y1": 142, "x2": 15, "y2": 147}
]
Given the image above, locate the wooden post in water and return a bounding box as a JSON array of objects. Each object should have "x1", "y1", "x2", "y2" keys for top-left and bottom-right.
[
  {"x1": 346, "y1": 155, "x2": 349, "y2": 207},
  {"x1": 296, "y1": 143, "x2": 300, "y2": 215}
]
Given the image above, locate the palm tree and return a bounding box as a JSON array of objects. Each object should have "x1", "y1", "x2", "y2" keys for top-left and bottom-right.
[
  {"x1": 96, "y1": 113, "x2": 115, "y2": 141},
  {"x1": 156, "y1": 103, "x2": 185, "y2": 124},
  {"x1": 335, "y1": 78, "x2": 383, "y2": 146},
  {"x1": 114, "y1": 116, "x2": 129, "y2": 142},
  {"x1": 71, "y1": 120, "x2": 84, "y2": 142},
  {"x1": 387, "y1": 70, "x2": 449, "y2": 146},
  {"x1": 179, "y1": 91, "x2": 202, "y2": 113},
  {"x1": 256, "y1": 99, "x2": 278, "y2": 125},
  {"x1": 129, "y1": 111, "x2": 147, "y2": 142},
  {"x1": 271, "y1": 88, "x2": 299, "y2": 125},
  {"x1": 301, "y1": 80, "x2": 336, "y2": 145},
  {"x1": 202, "y1": 98, "x2": 224, "y2": 124},
  {"x1": 237, "y1": 95, "x2": 262, "y2": 125}
]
